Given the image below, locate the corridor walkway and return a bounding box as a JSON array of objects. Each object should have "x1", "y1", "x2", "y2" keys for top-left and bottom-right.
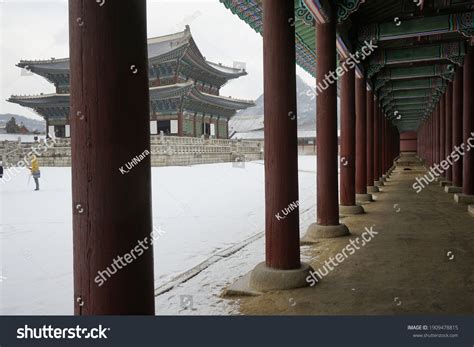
[{"x1": 238, "y1": 155, "x2": 474, "y2": 315}]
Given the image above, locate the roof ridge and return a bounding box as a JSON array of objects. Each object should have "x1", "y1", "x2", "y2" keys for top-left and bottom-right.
[
  {"x1": 199, "y1": 91, "x2": 255, "y2": 104},
  {"x1": 18, "y1": 57, "x2": 69, "y2": 65},
  {"x1": 147, "y1": 26, "x2": 191, "y2": 45},
  {"x1": 9, "y1": 93, "x2": 69, "y2": 100}
]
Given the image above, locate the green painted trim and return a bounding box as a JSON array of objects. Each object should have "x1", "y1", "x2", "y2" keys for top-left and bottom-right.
[
  {"x1": 376, "y1": 65, "x2": 454, "y2": 87},
  {"x1": 359, "y1": 12, "x2": 474, "y2": 42}
]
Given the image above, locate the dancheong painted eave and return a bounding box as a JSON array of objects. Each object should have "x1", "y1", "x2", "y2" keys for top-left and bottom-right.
[
  {"x1": 16, "y1": 26, "x2": 247, "y2": 90},
  {"x1": 7, "y1": 82, "x2": 255, "y2": 120}
]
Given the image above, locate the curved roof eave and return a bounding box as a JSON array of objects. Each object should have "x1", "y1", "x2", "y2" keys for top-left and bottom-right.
[{"x1": 190, "y1": 88, "x2": 255, "y2": 110}]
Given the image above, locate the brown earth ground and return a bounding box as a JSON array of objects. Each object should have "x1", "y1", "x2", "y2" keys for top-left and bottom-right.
[{"x1": 238, "y1": 160, "x2": 474, "y2": 315}]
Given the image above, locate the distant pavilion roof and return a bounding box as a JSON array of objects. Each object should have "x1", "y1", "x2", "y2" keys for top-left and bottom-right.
[
  {"x1": 7, "y1": 82, "x2": 255, "y2": 120},
  {"x1": 17, "y1": 26, "x2": 247, "y2": 86}
]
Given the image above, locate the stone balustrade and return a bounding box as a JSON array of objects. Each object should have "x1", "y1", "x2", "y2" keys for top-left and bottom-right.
[{"x1": 1, "y1": 135, "x2": 264, "y2": 167}]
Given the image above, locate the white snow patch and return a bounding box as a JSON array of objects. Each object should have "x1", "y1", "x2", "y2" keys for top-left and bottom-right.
[{"x1": 0, "y1": 157, "x2": 319, "y2": 315}]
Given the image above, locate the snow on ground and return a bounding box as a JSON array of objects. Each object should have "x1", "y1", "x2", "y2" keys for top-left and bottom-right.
[{"x1": 0, "y1": 156, "x2": 318, "y2": 315}]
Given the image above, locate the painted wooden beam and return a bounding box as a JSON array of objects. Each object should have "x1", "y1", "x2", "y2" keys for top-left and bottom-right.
[
  {"x1": 303, "y1": 0, "x2": 365, "y2": 24},
  {"x1": 381, "y1": 89, "x2": 441, "y2": 101},
  {"x1": 382, "y1": 96, "x2": 431, "y2": 107},
  {"x1": 380, "y1": 78, "x2": 446, "y2": 93},
  {"x1": 388, "y1": 97, "x2": 432, "y2": 106},
  {"x1": 386, "y1": 103, "x2": 432, "y2": 112},
  {"x1": 368, "y1": 41, "x2": 466, "y2": 78},
  {"x1": 375, "y1": 64, "x2": 454, "y2": 90},
  {"x1": 359, "y1": 12, "x2": 474, "y2": 43}
]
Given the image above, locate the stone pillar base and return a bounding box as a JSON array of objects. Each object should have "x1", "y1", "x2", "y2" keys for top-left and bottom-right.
[
  {"x1": 468, "y1": 205, "x2": 474, "y2": 217},
  {"x1": 375, "y1": 180, "x2": 384, "y2": 187},
  {"x1": 435, "y1": 176, "x2": 446, "y2": 183},
  {"x1": 367, "y1": 185, "x2": 379, "y2": 193},
  {"x1": 382, "y1": 175, "x2": 388, "y2": 182},
  {"x1": 439, "y1": 180, "x2": 452, "y2": 187},
  {"x1": 454, "y1": 193, "x2": 474, "y2": 204},
  {"x1": 249, "y1": 262, "x2": 314, "y2": 292},
  {"x1": 340, "y1": 204, "x2": 365, "y2": 215},
  {"x1": 302, "y1": 223, "x2": 350, "y2": 244},
  {"x1": 356, "y1": 193, "x2": 373, "y2": 202},
  {"x1": 445, "y1": 186, "x2": 462, "y2": 194}
]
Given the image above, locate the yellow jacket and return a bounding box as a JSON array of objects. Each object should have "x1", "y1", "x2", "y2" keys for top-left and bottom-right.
[{"x1": 30, "y1": 158, "x2": 40, "y2": 173}]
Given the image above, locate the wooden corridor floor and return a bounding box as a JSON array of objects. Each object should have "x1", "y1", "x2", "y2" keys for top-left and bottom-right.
[{"x1": 238, "y1": 161, "x2": 474, "y2": 315}]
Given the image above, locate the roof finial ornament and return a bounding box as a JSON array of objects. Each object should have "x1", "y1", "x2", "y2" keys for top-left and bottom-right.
[{"x1": 185, "y1": 25, "x2": 190, "y2": 32}]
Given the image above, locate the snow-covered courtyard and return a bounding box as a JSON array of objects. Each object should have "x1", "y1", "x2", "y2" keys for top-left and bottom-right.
[{"x1": 0, "y1": 157, "x2": 320, "y2": 315}]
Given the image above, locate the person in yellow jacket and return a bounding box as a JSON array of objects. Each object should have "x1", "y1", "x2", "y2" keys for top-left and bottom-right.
[{"x1": 29, "y1": 155, "x2": 41, "y2": 191}]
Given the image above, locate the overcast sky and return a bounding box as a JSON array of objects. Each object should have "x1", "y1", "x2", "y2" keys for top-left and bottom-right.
[{"x1": 0, "y1": 0, "x2": 314, "y2": 120}]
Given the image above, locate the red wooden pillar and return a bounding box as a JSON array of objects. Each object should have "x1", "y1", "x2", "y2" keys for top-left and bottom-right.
[
  {"x1": 428, "y1": 115, "x2": 431, "y2": 165},
  {"x1": 440, "y1": 95, "x2": 446, "y2": 172},
  {"x1": 304, "y1": 5, "x2": 349, "y2": 240},
  {"x1": 426, "y1": 121, "x2": 429, "y2": 163},
  {"x1": 366, "y1": 88, "x2": 377, "y2": 192},
  {"x1": 445, "y1": 83, "x2": 453, "y2": 182},
  {"x1": 432, "y1": 108, "x2": 435, "y2": 165},
  {"x1": 452, "y1": 66, "x2": 463, "y2": 188},
  {"x1": 433, "y1": 110, "x2": 436, "y2": 166},
  {"x1": 436, "y1": 103, "x2": 441, "y2": 165},
  {"x1": 339, "y1": 62, "x2": 363, "y2": 214},
  {"x1": 355, "y1": 76, "x2": 371, "y2": 201},
  {"x1": 419, "y1": 123, "x2": 423, "y2": 160},
  {"x1": 388, "y1": 120, "x2": 393, "y2": 170},
  {"x1": 423, "y1": 123, "x2": 426, "y2": 160},
  {"x1": 460, "y1": 45, "x2": 474, "y2": 199},
  {"x1": 316, "y1": 19, "x2": 339, "y2": 227},
  {"x1": 248, "y1": 0, "x2": 312, "y2": 292},
  {"x1": 381, "y1": 115, "x2": 386, "y2": 177},
  {"x1": 339, "y1": 59, "x2": 356, "y2": 207},
  {"x1": 374, "y1": 98, "x2": 382, "y2": 186},
  {"x1": 69, "y1": 0, "x2": 155, "y2": 314},
  {"x1": 262, "y1": 0, "x2": 300, "y2": 269},
  {"x1": 433, "y1": 102, "x2": 440, "y2": 164},
  {"x1": 386, "y1": 118, "x2": 391, "y2": 172},
  {"x1": 429, "y1": 114, "x2": 432, "y2": 166}
]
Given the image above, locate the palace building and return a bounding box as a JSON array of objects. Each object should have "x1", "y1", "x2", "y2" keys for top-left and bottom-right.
[{"x1": 8, "y1": 26, "x2": 254, "y2": 139}]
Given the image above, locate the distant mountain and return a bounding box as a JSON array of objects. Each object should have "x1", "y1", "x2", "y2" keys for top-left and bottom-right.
[
  {"x1": 0, "y1": 114, "x2": 45, "y2": 133},
  {"x1": 230, "y1": 75, "x2": 340, "y2": 136}
]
